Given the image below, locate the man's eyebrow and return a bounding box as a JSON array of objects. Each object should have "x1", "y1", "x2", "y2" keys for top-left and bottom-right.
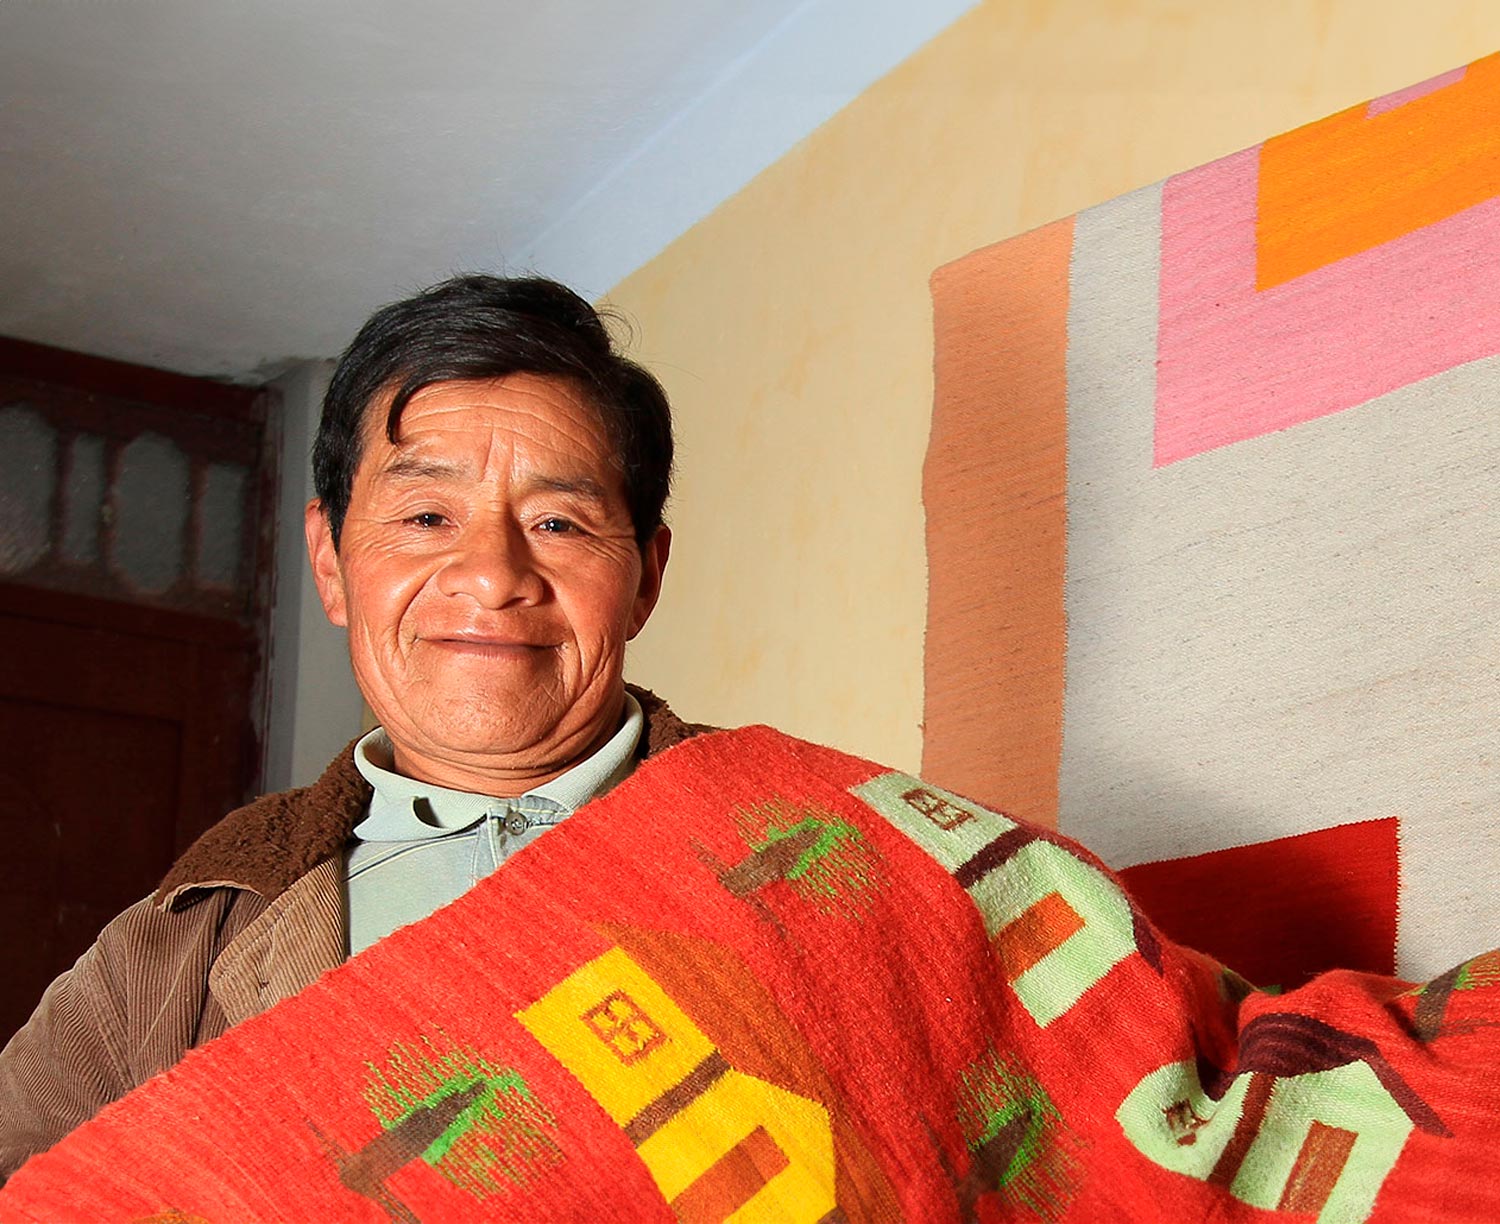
[
  {"x1": 374, "y1": 454, "x2": 468, "y2": 482},
  {"x1": 525, "y1": 474, "x2": 609, "y2": 503}
]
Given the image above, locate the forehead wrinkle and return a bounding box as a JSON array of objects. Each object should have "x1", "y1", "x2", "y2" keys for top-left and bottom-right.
[
  {"x1": 368, "y1": 444, "x2": 617, "y2": 512},
  {"x1": 363, "y1": 378, "x2": 623, "y2": 502}
]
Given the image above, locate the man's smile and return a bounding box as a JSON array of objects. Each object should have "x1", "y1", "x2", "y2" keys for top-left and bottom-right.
[{"x1": 422, "y1": 634, "x2": 557, "y2": 655}]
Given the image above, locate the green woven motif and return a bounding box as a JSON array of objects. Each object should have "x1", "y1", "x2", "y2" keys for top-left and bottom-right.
[
  {"x1": 1455, "y1": 949, "x2": 1500, "y2": 991},
  {"x1": 728, "y1": 796, "x2": 883, "y2": 916},
  {"x1": 955, "y1": 1048, "x2": 1082, "y2": 1221},
  {"x1": 362, "y1": 1034, "x2": 562, "y2": 1200},
  {"x1": 1405, "y1": 948, "x2": 1500, "y2": 1041}
]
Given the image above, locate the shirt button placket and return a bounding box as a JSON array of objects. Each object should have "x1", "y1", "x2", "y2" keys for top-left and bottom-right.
[{"x1": 478, "y1": 805, "x2": 507, "y2": 877}]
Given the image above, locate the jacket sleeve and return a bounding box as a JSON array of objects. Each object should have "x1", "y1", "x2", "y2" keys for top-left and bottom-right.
[{"x1": 0, "y1": 890, "x2": 239, "y2": 1183}]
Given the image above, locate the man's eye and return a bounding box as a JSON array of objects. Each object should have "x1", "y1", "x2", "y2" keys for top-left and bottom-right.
[
  {"x1": 406, "y1": 512, "x2": 447, "y2": 528},
  {"x1": 537, "y1": 517, "x2": 576, "y2": 534}
]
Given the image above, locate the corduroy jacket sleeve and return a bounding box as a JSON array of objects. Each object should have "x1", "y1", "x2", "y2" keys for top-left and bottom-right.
[
  {"x1": 0, "y1": 691, "x2": 704, "y2": 1183},
  {"x1": 0, "y1": 888, "x2": 256, "y2": 1183}
]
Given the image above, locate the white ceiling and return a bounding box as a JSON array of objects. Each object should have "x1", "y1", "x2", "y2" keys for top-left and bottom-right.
[{"x1": 0, "y1": 0, "x2": 974, "y2": 380}]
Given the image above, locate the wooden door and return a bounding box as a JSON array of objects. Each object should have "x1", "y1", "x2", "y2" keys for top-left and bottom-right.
[{"x1": 0, "y1": 338, "x2": 277, "y2": 1046}]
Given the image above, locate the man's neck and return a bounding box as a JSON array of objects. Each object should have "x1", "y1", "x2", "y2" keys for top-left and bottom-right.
[{"x1": 379, "y1": 692, "x2": 632, "y2": 798}]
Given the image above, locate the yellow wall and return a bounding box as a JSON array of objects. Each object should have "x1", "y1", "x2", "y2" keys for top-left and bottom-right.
[{"x1": 613, "y1": 0, "x2": 1500, "y2": 771}]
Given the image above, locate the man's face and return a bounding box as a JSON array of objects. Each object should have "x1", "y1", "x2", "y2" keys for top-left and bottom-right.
[{"x1": 305, "y1": 374, "x2": 669, "y2": 791}]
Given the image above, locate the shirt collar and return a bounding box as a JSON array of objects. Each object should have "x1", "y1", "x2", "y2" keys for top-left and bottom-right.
[{"x1": 351, "y1": 691, "x2": 643, "y2": 842}]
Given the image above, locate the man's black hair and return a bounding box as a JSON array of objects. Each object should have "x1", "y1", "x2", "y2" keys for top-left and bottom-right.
[{"x1": 312, "y1": 274, "x2": 673, "y2": 547}]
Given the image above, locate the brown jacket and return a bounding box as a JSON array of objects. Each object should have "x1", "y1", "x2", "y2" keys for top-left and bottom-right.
[{"x1": 0, "y1": 688, "x2": 707, "y2": 1181}]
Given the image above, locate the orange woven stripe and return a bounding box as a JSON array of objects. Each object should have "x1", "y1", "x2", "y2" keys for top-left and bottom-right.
[
  {"x1": 671, "y1": 1125, "x2": 789, "y2": 1222},
  {"x1": 924, "y1": 219, "x2": 1072, "y2": 827},
  {"x1": 1257, "y1": 53, "x2": 1500, "y2": 289},
  {"x1": 993, "y1": 890, "x2": 1085, "y2": 981},
  {"x1": 1278, "y1": 1121, "x2": 1358, "y2": 1214}
]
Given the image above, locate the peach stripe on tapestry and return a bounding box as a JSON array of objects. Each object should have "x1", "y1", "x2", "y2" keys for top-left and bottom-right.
[{"x1": 924, "y1": 219, "x2": 1072, "y2": 828}]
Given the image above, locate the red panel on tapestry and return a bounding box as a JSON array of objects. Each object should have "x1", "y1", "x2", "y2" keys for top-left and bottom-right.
[{"x1": 1119, "y1": 818, "x2": 1399, "y2": 989}]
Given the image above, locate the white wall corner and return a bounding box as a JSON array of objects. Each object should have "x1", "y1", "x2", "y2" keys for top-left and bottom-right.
[
  {"x1": 263, "y1": 358, "x2": 363, "y2": 792},
  {"x1": 518, "y1": 0, "x2": 980, "y2": 296}
]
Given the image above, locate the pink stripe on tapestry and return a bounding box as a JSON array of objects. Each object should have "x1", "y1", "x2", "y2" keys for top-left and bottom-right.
[{"x1": 1153, "y1": 147, "x2": 1500, "y2": 466}]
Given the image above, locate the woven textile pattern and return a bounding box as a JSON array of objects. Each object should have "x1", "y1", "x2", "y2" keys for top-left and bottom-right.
[
  {"x1": 924, "y1": 55, "x2": 1500, "y2": 985},
  {"x1": 2, "y1": 727, "x2": 1497, "y2": 1222}
]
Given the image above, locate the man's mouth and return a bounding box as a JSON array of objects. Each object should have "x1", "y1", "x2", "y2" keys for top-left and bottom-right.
[{"x1": 425, "y1": 634, "x2": 555, "y2": 656}]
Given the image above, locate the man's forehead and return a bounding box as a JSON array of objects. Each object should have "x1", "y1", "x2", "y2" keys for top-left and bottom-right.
[
  {"x1": 364, "y1": 375, "x2": 607, "y2": 445},
  {"x1": 355, "y1": 378, "x2": 622, "y2": 495}
]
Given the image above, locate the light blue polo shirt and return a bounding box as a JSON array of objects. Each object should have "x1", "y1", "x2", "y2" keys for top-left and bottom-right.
[{"x1": 343, "y1": 692, "x2": 642, "y2": 955}]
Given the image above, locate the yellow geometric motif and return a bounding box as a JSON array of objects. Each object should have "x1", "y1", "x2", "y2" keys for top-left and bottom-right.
[{"x1": 517, "y1": 946, "x2": 837, "y2": 1222}]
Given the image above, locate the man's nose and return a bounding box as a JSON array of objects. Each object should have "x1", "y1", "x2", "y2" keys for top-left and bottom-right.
[{"x1": 433, "y1": 517, "x2": 545, "y2": 607}]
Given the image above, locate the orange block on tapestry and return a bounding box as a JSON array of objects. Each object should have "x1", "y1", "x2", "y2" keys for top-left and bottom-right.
[
  {"x1": 1257, "y1": 54, "x2": 1500, "y2": 288},
  {"x1": 992, "y1": 889, "x2": 1086, "y2": 981}
]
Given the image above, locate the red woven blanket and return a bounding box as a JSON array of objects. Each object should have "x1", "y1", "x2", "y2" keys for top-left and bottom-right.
[{"x1": 2, "y1": 727, "x2": 1495, "y2": 1221}]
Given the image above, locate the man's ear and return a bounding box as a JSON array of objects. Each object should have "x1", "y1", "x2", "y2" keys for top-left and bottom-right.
[
  {"x1": 627, "y1": 524, "x2": 670, "y2": 640},
  {"x1": 304, "y1": 499, "x2": 348, "y2": 627}
]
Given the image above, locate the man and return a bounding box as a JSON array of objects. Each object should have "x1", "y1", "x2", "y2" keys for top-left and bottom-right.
[
  {"x1": 0, "y1": 275, "x2": 708, "y2": 1177},
  {"x1": 6, "y1": 285, "x2": 1499, "y2": 1221}
]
